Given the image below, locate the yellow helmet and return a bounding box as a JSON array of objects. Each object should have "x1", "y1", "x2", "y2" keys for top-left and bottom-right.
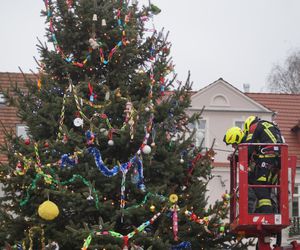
[
  {"x1": 223, "y1": 127, "x2": 244, "y2": 145},
  {"x1": 244, "y1": 116, "x2": 258, "y2": 133}
]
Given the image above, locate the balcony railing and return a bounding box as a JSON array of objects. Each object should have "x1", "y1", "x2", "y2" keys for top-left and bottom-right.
[{"x1": 289, "y1": 217, "x2": 300, "y2": 237}]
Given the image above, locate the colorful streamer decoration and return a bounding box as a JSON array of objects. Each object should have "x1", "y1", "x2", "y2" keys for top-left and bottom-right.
[
  {"x1": 173, "y1": 206, "x2": 179, "y2": 241},
  {"x1": 20, "y1": 173, "x2": 99, "y2": 209},
  {"x1": 82, "y1": 234, "x2": 92, "y2": 250},
  {"x1": 184, "y1": 210, "x2": 212, "y2": 234},
  {"x1": 57, "y1": 89, "x2": 67, "y2": 141},
  {"x1": 125, "y1": 192, "x2": 167, "y2": 210},
  {"x1": 91, "y1": 210, "x2": 163, "y2": 250}
]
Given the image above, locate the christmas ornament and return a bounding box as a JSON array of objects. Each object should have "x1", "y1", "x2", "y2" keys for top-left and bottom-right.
[
  {"x1": 86, "y1": 130, "x2": 95, "y2": 145},
  {"x1": 45, "y1": 241, "x2": 59, "y2": 250},
  {"x1": 92, "y1": 14, "x2": 97, "y2": 21},
  {"x1": 150, "y1": 205, "x2": 155, "y2": 212},
  {"x1": 169, "y1": 194, "x2": 178, "y2": 204},
  {"x1": 37, "y1": 78, "x2": 42, "y2": 90},
  {"x1": 142, "y1": 145, "x2": 151, "y2": 154},
  {"x1": 89, "y1": 38, "x2": 99, "y2": 50},
  {"x1": 115, "y1": 88, "x2": 122, "y2": 99},
  {"x1": 73, "y1": 117, "x2": 83, "y2": 127},
  {"x1": 180, "y1": 158, "x2": 184, "y2": 164},
  {"x1": 24, "y1": 138, "x2": 30, "y2": 145},
  {"x1": 44, "y1": 174, "x2": 53, "y2": 184},
  {"x1": 222, "y1": 193, "x2": 230, "y2": 201},
  {"x1": 15, "y1": 161, "x2": 25, "y2": 175},
  {"x1": 62, "y1": 134, "x2": 68, "y2": 144},
  {"x1": 150, "y1": 142, "x2": 155, "y2": 147},
  {"x1": 101, "y1": 18, "x2": 107, "y2": 26},
  {"x1": 108, "y1": 139, "x2": 114, "y2": 146},
  {"x1": 38, "y1": 200, "x2": 59, "y2": 220},
  {"x1": 87, "y1": 195, "x2": 94, "y2": 204}
]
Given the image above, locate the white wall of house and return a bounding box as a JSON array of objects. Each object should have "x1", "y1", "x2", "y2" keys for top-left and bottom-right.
[
  {"x1": 188, "y1": 78, "x2": 273, "y2": 165},
  {"x1": 207, "y1": 167, "x2": 230, "y2": 205}
]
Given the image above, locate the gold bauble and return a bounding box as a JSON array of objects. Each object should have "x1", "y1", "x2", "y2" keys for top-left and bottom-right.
[
  {"x1": 150, "y1": 205, "x2": 156, "y2": 212},
  {"x1": 38, "y1": 200, "x2": 59, "y2": 220},
  {"x1": 169, "y1": 194, "x2": 178, "y2": 204}
]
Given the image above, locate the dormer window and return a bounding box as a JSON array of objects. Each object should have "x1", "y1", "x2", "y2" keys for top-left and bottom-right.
[{"x1": 0, "y1": 92, "x2": 6, "y2": 104}]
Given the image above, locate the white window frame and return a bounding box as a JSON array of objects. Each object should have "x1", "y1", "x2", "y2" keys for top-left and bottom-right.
[
  {"x1": 16, "y1": 124, "x2": 29, "y2": 139},
  {"x1": 195, "y1": 119, "x2": 207, "y2": 148},
  {"x1": 292, "y1": 184, "x2": 300, "y2": 217},
  {"x1": 234, "y1": 119, "x2": 245, "y2": 130}
]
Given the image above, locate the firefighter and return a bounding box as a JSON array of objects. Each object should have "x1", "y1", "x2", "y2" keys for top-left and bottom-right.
[
  {"x1": 223, "y1": 126, "x2": 256, "y2": 213},
  {"x1": 243, "y1": 115, "x2": 283, "y2": 213}
]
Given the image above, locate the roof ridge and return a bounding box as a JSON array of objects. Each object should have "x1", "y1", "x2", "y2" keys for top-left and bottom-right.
[{"x1": 247, "y1": 92, "x2": 300, "y2": 96}]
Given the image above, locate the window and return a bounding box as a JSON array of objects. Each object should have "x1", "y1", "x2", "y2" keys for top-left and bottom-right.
[
  {"x1": 0, "y1": 93, "x2": 6, "y2": 104},
  {"x1": 16, "y1": 125, "x2": 29, "y2": 139},
  {"x1": 235, "y1": 121, "x2": 244, "y2": 130},
  {"x1": 293, "y1": 185, "x2": 300, "y2": 217},
  {"x1": 195, "y1": 119, "x2": 206, "y2": 147}
]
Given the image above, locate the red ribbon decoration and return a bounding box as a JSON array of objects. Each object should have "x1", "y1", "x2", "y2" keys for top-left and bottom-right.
[
  {"x1": 88, "y1": 82, "x2": 96, "y2": 102},
  {"x1": 122, "y1": 235, "x2": 129, "y2": 250}
]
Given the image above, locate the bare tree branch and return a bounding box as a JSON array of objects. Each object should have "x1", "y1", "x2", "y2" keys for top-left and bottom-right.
[{"x1": 267, "y1": 50, "x2": 300, "y2": 93}]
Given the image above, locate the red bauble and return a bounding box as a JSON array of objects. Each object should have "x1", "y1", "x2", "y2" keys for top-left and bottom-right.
[
  {"x1": 44, "y1": 141, "x2": 49, "y2": 148},
  {"x1": 24, "y1": 138, "x2": 30, "y2": 145}
]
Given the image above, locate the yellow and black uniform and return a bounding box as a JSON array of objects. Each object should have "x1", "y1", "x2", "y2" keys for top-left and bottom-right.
[{"x1": 246, "y1": 120, "x2": 283, "y2": 213}]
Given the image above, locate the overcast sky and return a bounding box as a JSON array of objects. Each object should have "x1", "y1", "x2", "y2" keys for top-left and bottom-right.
[{"x1": 1, "y1": 0, "x2": 300, "y2": 92}]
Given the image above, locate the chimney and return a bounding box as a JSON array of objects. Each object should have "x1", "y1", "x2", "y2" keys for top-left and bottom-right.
[{"x1": 243, "y1": 83, "x2": 250, "y2": 93}]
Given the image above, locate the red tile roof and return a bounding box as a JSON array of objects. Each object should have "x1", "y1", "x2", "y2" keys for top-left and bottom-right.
[
  {"x1": 213, "y1": 162, "x2": 230, "y2": 168},
  {"x1": 246, "y1": 93, "x2": 300, "y2": 164},
  {"x1": 0, "y1": 72, "x2": 35, "y2": 163}
]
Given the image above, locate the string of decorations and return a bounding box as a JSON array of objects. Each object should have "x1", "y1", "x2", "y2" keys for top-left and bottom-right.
[
  {"x1": 81, "y1": 209, "x2": 165, "y2": 250},
  {"x1": 20, "y1": 173, "x2": 99, "y2": 209},
  {"x1": 79, "y1": 192, "x2": 229, "y2": 249},
  {"x1": 124, "y1": 192, "x2": 166, "y2": 210},
  {"x1": 44, "y1": 0, "x2": 131, "y2": 67},
  {"x1": 69, "y1": 80, "x2": 141, "y2": 144},
  {"x1": 7, "y1": 226, "x2": 60, "y2": 250}
]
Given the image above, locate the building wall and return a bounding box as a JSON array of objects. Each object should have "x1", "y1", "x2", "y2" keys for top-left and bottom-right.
[
  {"x1": 0, "y1": 73, "x2": 31, "y2": 163},
  {"x1": 196, "y1": 110, "x2": 272, "y2": 163}
]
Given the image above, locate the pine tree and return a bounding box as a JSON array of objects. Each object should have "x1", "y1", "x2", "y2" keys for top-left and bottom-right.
[{"x1": 0, "y1": 0, "x2": 248, "y2": 249}]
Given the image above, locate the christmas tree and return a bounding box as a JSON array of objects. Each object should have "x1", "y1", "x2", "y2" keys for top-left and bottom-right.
[{"x1": 0, "y1": 0, "x2": 248, "y2": 249}]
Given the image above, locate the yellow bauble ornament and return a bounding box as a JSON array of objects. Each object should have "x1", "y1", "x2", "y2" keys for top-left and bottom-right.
[
  {"x1": 169, "y1": 194, "x2": 178, "y2": 204},
  {"x1": 38, "y1": 200, "x2": 59, "y2": 220},
  {"x1": 150, "y1": 205, "x2": 156, "y2": 212}
]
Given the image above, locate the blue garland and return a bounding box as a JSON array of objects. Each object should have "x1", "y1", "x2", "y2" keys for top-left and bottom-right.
[
  {"x1": 87, "y1": 147, "x2": 122, "y2": 177},
  {"x1": 58, "y1": 144, "x2": 145, "y2": 191},
  {"x1": 88, "y1": 147, "x2": 145, "y2": 191},
  {"x1": 60, "y1": 154, "x2": 76, "y2": 167},
  {"x1": 171, "y1": 242, "x2": 192, "y2": 250}
]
